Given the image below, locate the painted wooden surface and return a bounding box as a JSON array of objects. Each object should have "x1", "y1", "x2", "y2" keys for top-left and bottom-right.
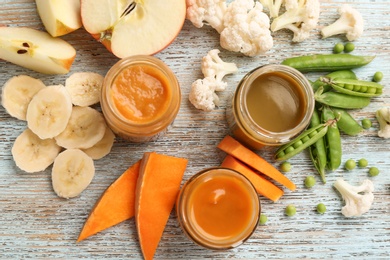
[{"x1": 0, "y1": 0, "x2": 389, "y2": 259}]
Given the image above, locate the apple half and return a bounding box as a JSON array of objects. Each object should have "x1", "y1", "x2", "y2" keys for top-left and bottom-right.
[
  {"x1": 81, "y1": 0, "x2": 186, "y2": 58},
  {"x1": 35, "y1": 0, "x2": 82, "y2": 37},
  {"x1": 0, "y1": 27, "x2": 76, "y2": 74}
]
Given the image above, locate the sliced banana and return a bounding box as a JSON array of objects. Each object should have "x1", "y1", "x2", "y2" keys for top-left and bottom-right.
[
  {"x1": 1, "y1": 75, "x2": 46, "y2": 120},
  {"x1": 52, "y1": 149, "x2": 95, "y2": 199},
  {"x1": 82, "y1": 126, "x2": 115, "y2": 160},
  {"x1": 26, "y1": 85, "x2": 73, "y2": 139},
  {"x1": 11, "y1": 128, "x2": 61, "y2": 173},
  {"x1": 55, "y1": 106, "x2": 107, "y2": 149},
  {"x1": 65, "y1": 72, "x2": 104, "y2": 107}
]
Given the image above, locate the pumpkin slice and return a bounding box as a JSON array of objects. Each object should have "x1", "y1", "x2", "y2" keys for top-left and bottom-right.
[{"x1": 135, "y1": 152, "x2": 188, "y2": 260}]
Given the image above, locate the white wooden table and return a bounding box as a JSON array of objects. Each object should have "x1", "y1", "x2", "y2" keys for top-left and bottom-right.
[{"x1": 1, "y1": 0, "x2": 389, "y2": 259}]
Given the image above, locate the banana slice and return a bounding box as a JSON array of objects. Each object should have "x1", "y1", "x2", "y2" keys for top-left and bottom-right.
[
  {"x1": 1, "y1": 75, "x2": 46, "y2": 120},
  {"x1": 55, "y1": 106, "x2": 106, "y2": 149},
  {"x1": 11, "y1": 128, "x2": 61, "y2": 173},
  {"x1": 52, "y1": 149, "x2": 95, "y2": 199},
  {"x1": 65, "y1": 72, "x2": 104, "y2": 107},
  {"x1": 26, "y1": 85, "x2": 73, "y2": 139},
  {"x1": 82, "y1": 126, "x2": 115, "y2": 160}
]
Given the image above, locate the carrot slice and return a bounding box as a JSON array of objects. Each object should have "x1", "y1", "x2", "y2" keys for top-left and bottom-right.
[
  {"x1": 221, "y1": 155, "x2": 284, "y2": 202},
  {"x1": 135, "y1": 152, "x2": 188, "y2": 260},
  {"x1": 77, "y1": 160, "x2": 141, "y2": 242},
  {"x1": 217, "y1": 135, "x2": 296, "y2": 191}
]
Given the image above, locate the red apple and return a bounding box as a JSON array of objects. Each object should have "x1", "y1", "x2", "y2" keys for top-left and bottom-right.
[{"x1": 81, "y1": 0, "x2": 186, "y2": 58}]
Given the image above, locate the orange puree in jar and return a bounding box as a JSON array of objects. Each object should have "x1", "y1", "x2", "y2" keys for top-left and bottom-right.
[
  {"x1": 110, "y1": 64, "x2": 171, "y2": 123},
  {"x1": 176, "y1": 168, "x2": 260, "y2": 250},
  {"x1": 189, "y1": 175, "x2": 254, "y2": 239}
]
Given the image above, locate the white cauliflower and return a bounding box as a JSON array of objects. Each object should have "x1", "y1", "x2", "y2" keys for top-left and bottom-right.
[
  {"x1": 333, "y1": 178, "x2": 374, "y2": 218},
  {"x1": 186, "y1": 0, "x2": 227, "y2": 33},
  {"x1": 189, "y1": 49, "x2": 238, "y2": 111},
  {"x1": 189, "y1": 77, "x2": 221, "y2": 112},
  {"x1": 260, "y1": 0, "x2": 284, "y2": 18},
  {"x1": 321, "y1": 4, "x2": 364, "y2": 41},
  {"x1": 271, "y1": 0, "x2": 320, "y2": 42},
  {"x1": 220, "y1": 0, "x2": 273, "y2": 56},
  {"x1": 201, "y1": 49, "x2": 238, "y2": 91},
  {"x1": 376, "y1": 107, "x2": 390, "y2": 139}
]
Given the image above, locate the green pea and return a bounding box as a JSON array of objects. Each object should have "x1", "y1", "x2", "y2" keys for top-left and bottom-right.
[
  {"x1": 353, "y1": 85, "x2": 361, "y2": 92},
  {"x1": 361, "y1": 118, "x2": 372, "y2": 129},
  {"x1": 345, "y1": 84, "x2": 354, "y2": 90},
  {"x1": 285, "y1": 146, "x2": 295, "y2": 154},
  {"x1": 360, "y1": 85, "x2": 368, "y2": 93},
  {"x1": 293, "y1": 140, "x2": 303, "y2": 148},
  {"x1": 333, "y1": 42, "x2": 344, "y2": 53},
  {"x1": 304, "y1": 176, "x2": 316, "y2": 188},
  {"x1": 373, "y1": 71, "x2": 383, "y2": 82},
  {"x1": 280, "y1": 162, "x2": 292, "y2": 172},
  {"x1": 316, "y1": 203, "x2": 326, "y2": 214},
  {"x1": 366, "y1": 87, "x2": 377, "y2": 94},
  {"x1": 259, "y1": 214, "x2": 268, "y2": 225},
  {"x1": 302, "y1": 136, "x2": 310, "y2": 143},
  {"x1": 344, "y1": 42, "x2": 355, "y2": 53},
  {"x1": 369, "y1": 167, "x2": 379, "y2": 176},
  {"x1": 285, "y1": 205, "x2": 296, "y2": 217},
  {"x1": 358, "y1": 158, "x2": 368, "y2": 168},
  {"x1": 344, "y1": 159, "x2": 356, "y2": 171},
  {"x1": 309, "y1": 130, "x2": 318, "y2": 138}
]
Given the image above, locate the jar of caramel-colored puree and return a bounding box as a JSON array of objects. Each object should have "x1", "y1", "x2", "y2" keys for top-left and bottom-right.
[
  {"x1": 176, "y1": 167, "x2": 260, "y2": 250},
  {"x1": 226, "y1": 64, "x2": 315, "y2": 150},
  {"x1": 101, "y1": 55, "x2": 181, "y2": 142}
]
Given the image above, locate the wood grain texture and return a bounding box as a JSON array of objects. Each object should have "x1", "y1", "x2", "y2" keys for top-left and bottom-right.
[{"x1": 0, "y1": 0, "x2": 389, "y2": 259}]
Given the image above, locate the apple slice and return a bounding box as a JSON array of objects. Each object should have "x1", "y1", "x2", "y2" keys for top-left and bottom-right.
[
  {"x1": 81, "y1": 0, "x2": 186, "y2": 58},
  {"x1": 0, "y1": 27, "x2": 76, "y2": 74},
  {"x1": 35, "y1": 0, "x2": 82, "y2": 37}
]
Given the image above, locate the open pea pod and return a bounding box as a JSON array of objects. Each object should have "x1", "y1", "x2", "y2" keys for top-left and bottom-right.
[
  {"x1": 275, "y1": 122, "x2": 329, "y2": 162},
  {"x1": 314, "y1": 86, "x2": 371, "y2": 109},
  {"x1": 323, "y1": 78, "x2": 384, "y2": 97},
  {"x1": 311, "y1": 70, "x2": 357, "y2": 92}
]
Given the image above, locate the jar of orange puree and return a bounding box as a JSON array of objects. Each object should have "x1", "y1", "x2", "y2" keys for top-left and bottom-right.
[
  {"x1": 176, "y1": 167, "x2": 260, "y2": 250},
  {"x1": 101, "y1": 55, "x2": 181, "y2": 142}
]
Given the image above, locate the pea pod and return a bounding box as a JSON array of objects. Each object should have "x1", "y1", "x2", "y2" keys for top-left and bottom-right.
[
  {"x1": 323, "y1": 78, "x2": 384, "y2": 97},
  {"x1": 275, "y1": 122, "x2": 329, "y2": 162},
  {"x1": 281, "y1": 54, "x2": 375, "y2": 72},
  {"x1": 322, "y1": 106, "x2": 342, "y2": 171},
  {"x1": 332, "y1": 108, "x2": 363, "y2": 136},
  {"x1": 311, "y1": 70, "x2": 357, "y2": 92},
  {"x1": 314, "y1": 86, "x2": 371, "y2": 109},
  {"x1": 308, "y1": 108, "x2": 327, "y2": 183}
]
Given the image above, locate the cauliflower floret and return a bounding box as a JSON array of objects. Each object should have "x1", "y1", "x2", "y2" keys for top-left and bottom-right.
[
  {"x1": 271, "y1": 0, "x2": 320, "y2": 42},
  {"x1": 376, "y1": 107, "x2": 390, "y2": 139},
  {"x1": 220, "y1": 0, "x2": 273, "y2": 56},
  {"x1": 189, "y1": 77, "x2": 221, "y2": 112},
  {"x1": 321, "y1": 4, "x2": 364, "y2": 41},
  {"x1": 260, "y1": 0, "x2": 284, "y2": 18},
  {"x1": 201, "y1": 49, "x2": 238, "y2": 91},
  {"x1": 186, "y1": 0, "x2": 227, "y2": 33},
  {"x1": 333, "y1": 178, "x2": 374, "y2": 217},
  {"x1": 189, "y1": 49, "x2": 238, "y2": 111}
]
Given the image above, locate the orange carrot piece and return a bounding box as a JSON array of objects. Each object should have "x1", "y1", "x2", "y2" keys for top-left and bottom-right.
[
  {"x1": 217, "y1": 135, "x2": 296, "y2": 191},
  {"x1": 135, "y1": 152, "x2": 188, "y2": 260},
  {"x1": 221, "y1": 155, "x2": 284, "y2": 202},
  {"x1": 77, "y1": 160, "x2": 140, "y2": 242}
]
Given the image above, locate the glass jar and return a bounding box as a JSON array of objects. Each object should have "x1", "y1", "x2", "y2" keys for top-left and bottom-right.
[
  {"x1": 101, "y1": 55, "x2": 181, "y2": 142},
  {"x1": 226, "y1": 64, "x2": 315, "y2": 150},
  {"x1": 176, "y1": 167, "x2": 260, "y2": 250}
]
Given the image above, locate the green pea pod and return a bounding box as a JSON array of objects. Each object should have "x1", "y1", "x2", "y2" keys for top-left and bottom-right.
[
  {"x1": 281, "y1": 54, "x2": 375, "y2": 72},
  {"x1": 309, "y1": 108, "x2": 327, "y2": 183},
  {"x1": 314, "y1": 86, "x2": 371, "y2": 109},
  {"x1": 311, "y1": 70, "x2": 357, "y2": 92},
  {"x1": 332, "y1": 108, "x2": 363, "y2": 136},
  {"x1": 323, "y1": 78, "x2": 384, "y2": 97},
  {"x1": 275, "y1": 123, "x2": 329, "y2": 162},
  {"x1": 322, "y1": 107, "x2": 342, "y2": 171}
]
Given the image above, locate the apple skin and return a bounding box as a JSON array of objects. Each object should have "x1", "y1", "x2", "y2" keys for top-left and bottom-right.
[
  {"x1": 35, "y1": 0, "x2": 82, "y2": 37},
  {"x1": 81, "y1": 0, "x2": 187, "y2": 58},
  {"x1": 0, "y1": 27, "x2": 76, "y2": 74}
]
